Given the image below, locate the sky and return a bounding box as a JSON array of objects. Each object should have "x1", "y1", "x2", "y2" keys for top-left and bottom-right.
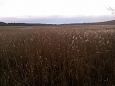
[{"x1": 0, "y1": 0, "x2": 115, "y2": 23}]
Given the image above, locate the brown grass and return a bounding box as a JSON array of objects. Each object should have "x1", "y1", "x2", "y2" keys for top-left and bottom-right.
[{"x1": 0, "y1": 25, "x2": 115, "y2": 86}]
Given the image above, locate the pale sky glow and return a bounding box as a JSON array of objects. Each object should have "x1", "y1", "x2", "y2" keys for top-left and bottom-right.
[{"x1": 0, "y1": 0, "x2": 115, "y2": 18}]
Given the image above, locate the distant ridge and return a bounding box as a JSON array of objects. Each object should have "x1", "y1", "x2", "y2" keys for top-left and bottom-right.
[
  {"x1": 65, "y1": 20, "x2": 115, "y2": 25},
  {"x1": 0, "y1": 22, "x2": 7, "y2": 25},
  {"x1": 0, "y1": 20, "x2": 115, "y2": 26},
  {"x1": 95, "y1": 20, "x2": 115, "y2": 25},
  {"x1": 83, "y1": 20, "x2": 115, "y2": 25}
]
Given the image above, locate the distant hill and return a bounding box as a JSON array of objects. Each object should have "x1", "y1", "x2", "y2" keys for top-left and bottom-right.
[
  {"x1": 66, "y1": 20, "x2": 115, "y2": 25},
  {"x1": 95, "y1": 20, "x2": 115, "y2": 25},
  {"x1": 0, "y1": 22, "x2": 7, "y2": 25}
]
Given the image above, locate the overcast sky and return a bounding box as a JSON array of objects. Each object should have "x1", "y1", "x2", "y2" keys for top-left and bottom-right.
[{"x1": 0, "y1": 0, "x2": 115, "y2": 23}]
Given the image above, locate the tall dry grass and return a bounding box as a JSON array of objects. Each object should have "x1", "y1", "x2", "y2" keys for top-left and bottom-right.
[{"x1": 0, "y1": 25, "x2": 115, "y2": 86}]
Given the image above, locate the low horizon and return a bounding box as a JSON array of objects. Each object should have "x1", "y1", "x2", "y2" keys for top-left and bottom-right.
[{"x1": 0, "y1": 15, "x2": 115, "y2": 24}]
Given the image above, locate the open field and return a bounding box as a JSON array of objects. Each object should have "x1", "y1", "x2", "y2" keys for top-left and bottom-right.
[{"x1": 0, "y1": 25, "x2": 115, "y2": 86}]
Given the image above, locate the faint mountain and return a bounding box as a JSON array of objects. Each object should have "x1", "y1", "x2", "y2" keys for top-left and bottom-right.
[
  {"x1": 65, "y1": 20, "x2": 115, "y2": 25},
  {"x1": 95, "y1": 20, "x2": 115, "y2": 25}
]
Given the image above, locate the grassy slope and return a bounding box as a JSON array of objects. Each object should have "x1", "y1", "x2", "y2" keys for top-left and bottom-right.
[{"x1": 0, "y1": 25, "x2": 115, "y2": 86}]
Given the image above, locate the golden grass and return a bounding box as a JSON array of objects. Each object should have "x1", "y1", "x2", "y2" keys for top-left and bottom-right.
[{"x1": 0, "y1": 25, "x2": 115, "y2": 86}]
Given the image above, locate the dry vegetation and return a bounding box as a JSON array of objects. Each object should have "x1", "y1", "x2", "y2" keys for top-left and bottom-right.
[{"x1": 0, "y1": 25, "x2": 115, "y2": 86}]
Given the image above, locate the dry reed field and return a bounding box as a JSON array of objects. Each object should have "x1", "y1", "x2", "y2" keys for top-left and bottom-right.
[{"x1": 0, "y1": 25, "x2": 115, "y2": 86}]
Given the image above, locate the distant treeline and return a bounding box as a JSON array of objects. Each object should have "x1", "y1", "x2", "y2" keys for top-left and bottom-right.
[{"x1": 0, "y1": 22, "x2": 55, "y2": 26}]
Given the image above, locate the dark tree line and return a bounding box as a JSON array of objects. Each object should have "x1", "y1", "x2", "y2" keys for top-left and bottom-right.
[{"x1": 0, "y1": 22, "x2": 55, "y2": 26}]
